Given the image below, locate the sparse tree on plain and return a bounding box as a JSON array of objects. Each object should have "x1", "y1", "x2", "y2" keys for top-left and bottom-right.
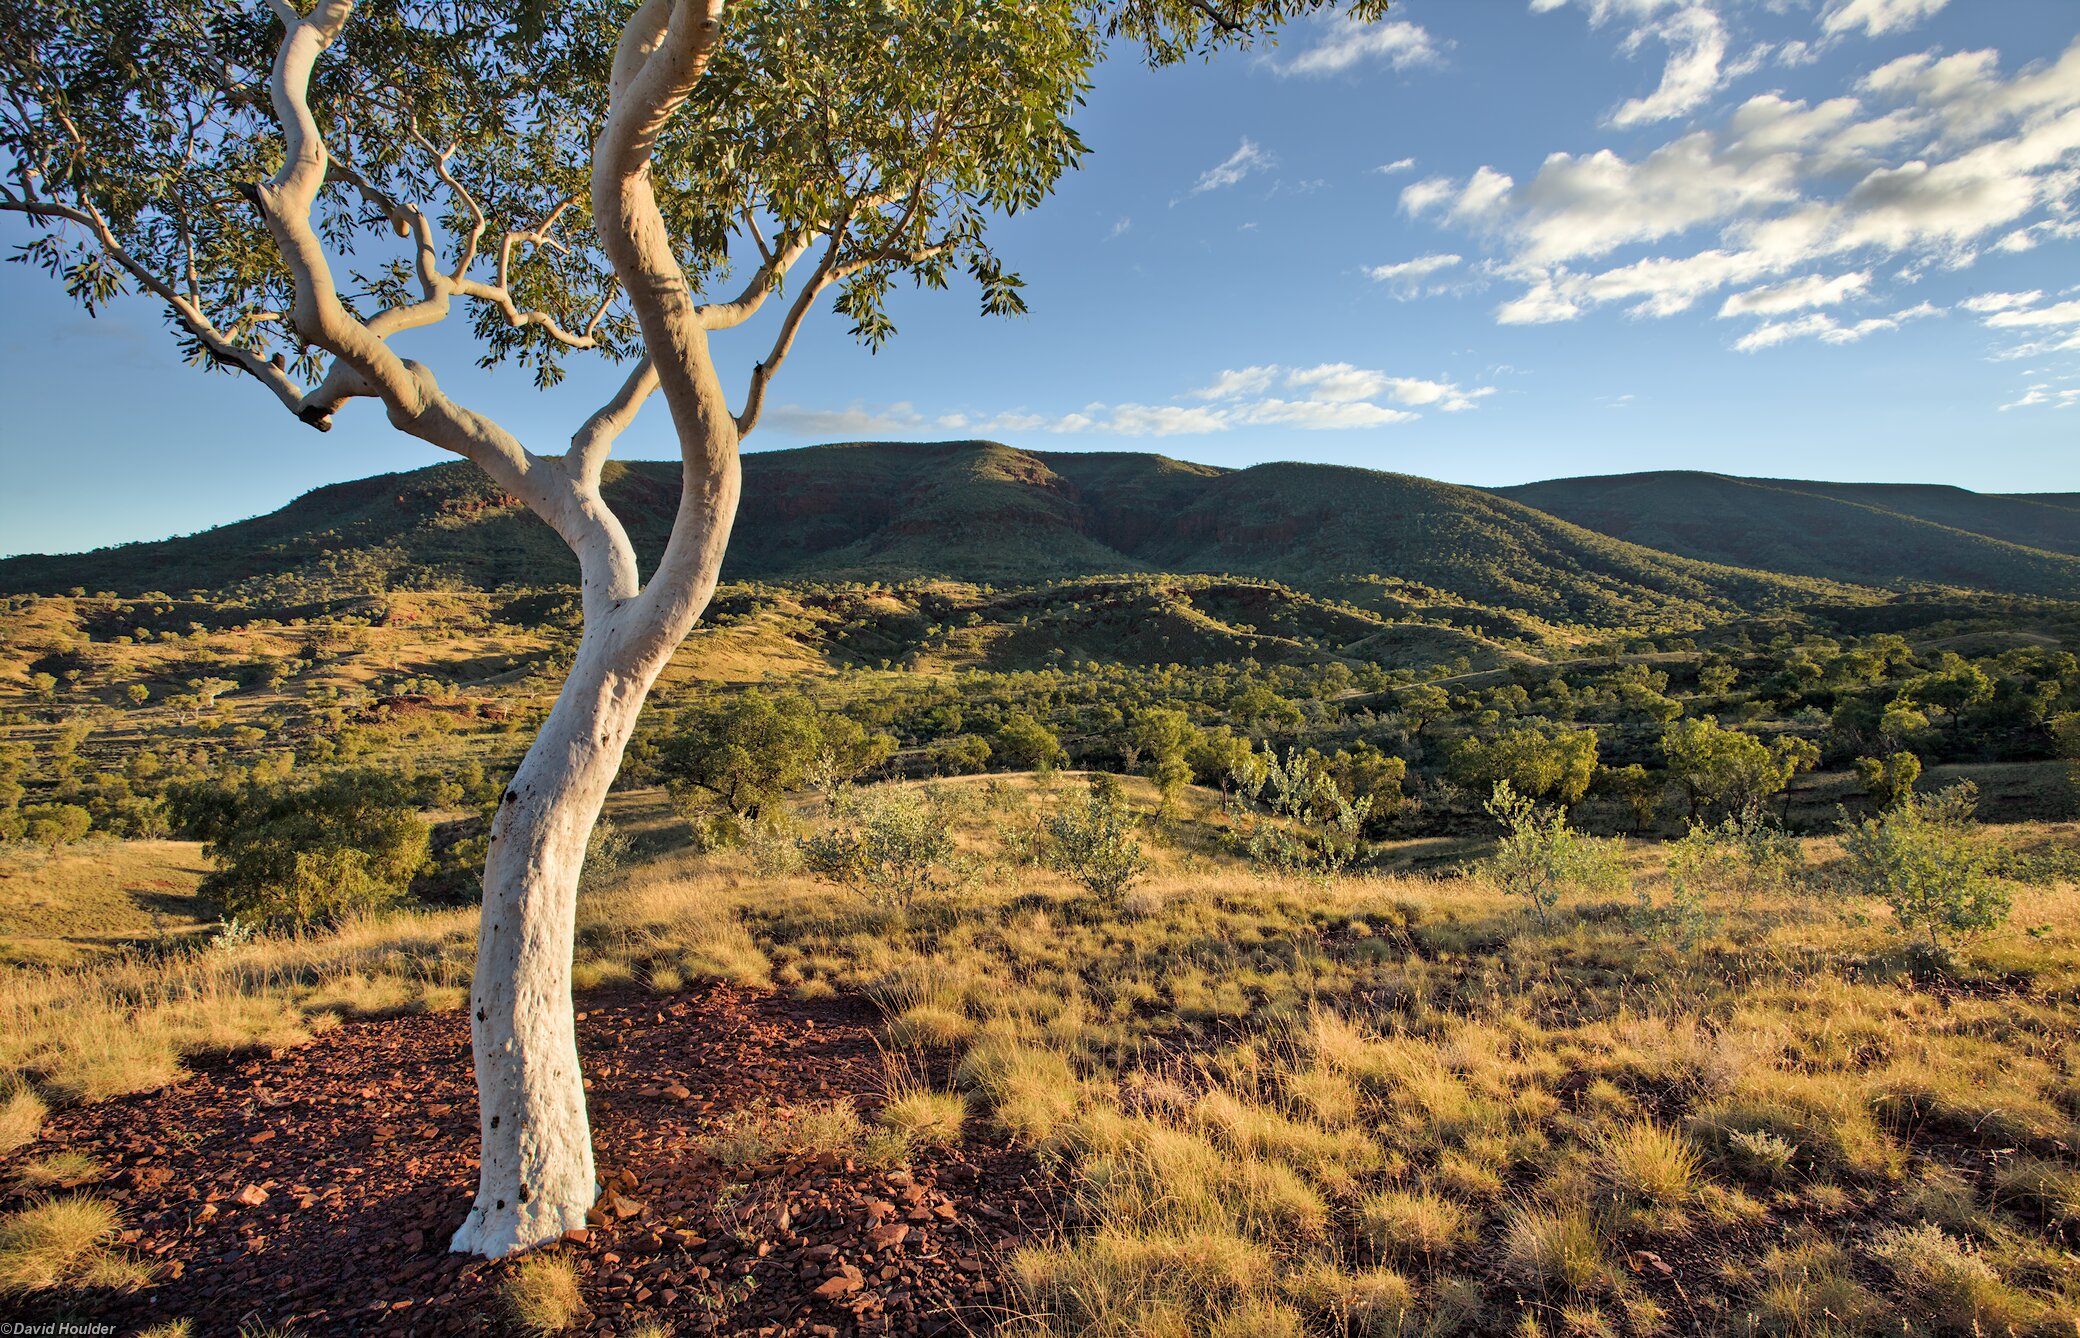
[{"x1": 1, "y1": 0, "x2": 1384, "y2": 1259}]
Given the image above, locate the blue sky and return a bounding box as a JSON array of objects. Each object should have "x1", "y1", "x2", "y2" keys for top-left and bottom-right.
[{"x1": 2, "y1": 0, "x2": 2077, "y2": 557}]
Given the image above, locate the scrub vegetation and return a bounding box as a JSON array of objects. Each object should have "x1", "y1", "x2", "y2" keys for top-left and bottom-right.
[
  {"x1": 2, "y1": 763, "x2": 2079, "y2": 1331},
  {"x1": 2, "y1": 439, "x2": 2079, "y2": 1326}
]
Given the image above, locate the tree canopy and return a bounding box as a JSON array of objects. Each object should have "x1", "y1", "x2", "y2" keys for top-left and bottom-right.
[{"x1": 1, "y1": 0, "x2": 1386, "y2": 419}]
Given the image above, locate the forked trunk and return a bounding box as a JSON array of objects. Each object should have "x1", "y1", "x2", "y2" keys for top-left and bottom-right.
[{"x1": 448, "y1": 628, "x2": 662, "y2": 1257}]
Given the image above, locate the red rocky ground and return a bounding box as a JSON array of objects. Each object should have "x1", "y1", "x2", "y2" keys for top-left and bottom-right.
[{"x1": 8, "y1": 984, "x2": 1057, "y2": 1336}]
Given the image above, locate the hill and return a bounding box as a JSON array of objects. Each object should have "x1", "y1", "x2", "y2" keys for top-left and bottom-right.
[
  {"x1": 1495, "y1": 470, "x2": 2080, "y2": 597},
  {"x1": 0, "y1": 441, "x2": 1860, "y2": 630}
]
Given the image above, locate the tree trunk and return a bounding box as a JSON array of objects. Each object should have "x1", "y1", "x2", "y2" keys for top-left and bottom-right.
[{"x1": 448, "y1": 625, "x2": 662, "y2": 1258}]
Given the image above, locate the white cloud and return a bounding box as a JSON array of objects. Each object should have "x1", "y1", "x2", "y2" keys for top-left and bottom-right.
[
  {"x1": 1995, "y1": 218, "x2": 2080, "y2": 252},
  {"x1": 1718, "y1": 270, "x2": 1871, "y2": 317},
  {"x1": 1731, "y1": 300, "x2": 1937, "y2": 351},
  {"x1": 1822, "y1": 0, "x2": 1950, "y2": 39},
  {"x1": 1366, "y1": 253, "x2": 1465, "y2": 297},
  {"x1": 1107, "y1": 216, "x2": 1132, "y2": 239},
  {"x1": 1531, "y1": 0, "x2": 1736, "y2": 128},
  {"x1": 1275, "y1": 18, "x2": 1443, "y2": 77},
  {"x1": 1230, "y1": 399, "x2": 1421, "y2": 428},
  {"x1": 1984, "y1": 298, "x2": 2080, "y2": 328},
  {"x1": 1451, "y1": 166, "x2": 1517, "y2": 223},
  {"x1": 1496, "y1": 278, "x2": 1586, "y2": 325},
  {"x1": 1367, "y1": 253, "x2": 1464, "y2": 282},
  {"x1": 1471, "y1": 132, "x2": 1804, "y2": 266},
  {"x1": 1959, "y1": 289, "x2": 2045, "y2": 313},
  {"x1": 1089, "y1": 404, "x2": 1233, "y2": 436},
  {"x1": 1733, "y1": 312, "x2": 1896, "y2": 351},
  {"x1": 1404, "y1": 36, "x2": 2080, "y2": 338},
  {"x1": 767, "y1": 363, "x2": 1497, "y2": 443},
  {"x1": 1611, "y1": 6, "x2": 1733, "y2": 128},
  {"x1": 1282, "y1": 363, "x2": 1393, "y2": 402},
  {"x1": 1190, "y1": 366, "x2": 1281, "y2": 400},
  {"x1": 2000, "y1": 383, "x2": 2080, "y2": 410},
  {"x1": 1281, "y1": 363, "x2": 1496, "y2": 412},
  {"x1": 1375, "y1": 157, "x2": 1418, "y2": 175},
  {"x1": 763, "y1": 403, "x2": 923, "y2": 437},
  {"x1": 1862, "y1": 42, "x2": 2080, "y2": 146},
  {"x1": 1188, "y1": 139, "x2": 1274, "y2": 196},
  {"x1": 1399, "y1": 175, "x2": 1457, "y2": 216}
]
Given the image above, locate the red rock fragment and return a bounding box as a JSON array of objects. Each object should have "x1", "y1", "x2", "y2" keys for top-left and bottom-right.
[{"x1": 813, "y1": 1264, "x2": 864, "y2": 1298}]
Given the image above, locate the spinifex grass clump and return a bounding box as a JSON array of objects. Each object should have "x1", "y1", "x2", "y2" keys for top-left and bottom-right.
[{"x1": 0, "y1": 1193, "x2": 153, "y2": 1295}]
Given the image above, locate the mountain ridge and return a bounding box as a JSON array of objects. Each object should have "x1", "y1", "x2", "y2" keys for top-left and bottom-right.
[
  {"x1": 3, "y1": 442, "x2": 2073, "y2": 624},
  {"x1": 1494, "y1": 468, "x2": 2079, "y2": 595}
]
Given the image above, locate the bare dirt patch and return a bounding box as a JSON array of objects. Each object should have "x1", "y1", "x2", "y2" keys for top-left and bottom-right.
[{"x1": 7, "y1": 983, "x2": 1055, "y2": 1335}]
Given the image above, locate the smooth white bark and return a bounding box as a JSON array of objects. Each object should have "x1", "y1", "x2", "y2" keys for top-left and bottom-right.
[
  {"x1": 10, "y1": 0, "x2": 805, "y2": 1260},
  {"x1": 448, "y1": 0, "x2": 743, "y2": 1256},
  {"x1": 448, "y1": 625, "x2": 662, "y2": 1256}
]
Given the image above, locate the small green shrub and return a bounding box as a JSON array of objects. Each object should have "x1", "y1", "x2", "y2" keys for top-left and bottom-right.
[
  {"x1": 191, "y1": 769, "x2": 430, "y2": 928},
  {"x1": 1044, "y1": 775, "x2": 1149, "y2": 902},
  {"x1": 1853, "y1": 751, "x2": 1922, "y2": 809},
  {"x1": 800, "y1": 787, "x2": 957, "y2": 907},
  {"x1": 1482, "y1": 782, "x2": 1626, "y2": 923},
  {"x1": 578, "y1": 816, "x2": 633, "y2": 891},
  {"x1": 1840, "y1": 783, "x2": 2008, "y2": 953},
  {"x1": 1234, "y1": 748, "x2": 1370, "y2": 879}
]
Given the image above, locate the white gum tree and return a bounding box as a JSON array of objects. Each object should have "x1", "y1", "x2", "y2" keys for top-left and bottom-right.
[{"x1": 0, "y1": 0, "x2": 1383, "y2": 1258}]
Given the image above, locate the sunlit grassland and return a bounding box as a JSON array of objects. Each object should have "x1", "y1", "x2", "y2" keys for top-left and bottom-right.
[
  {"x1": 0, "y1": 840, "x2": 216, "y2": 968},
  {"x1": 3, "y1": 774, "x2": 2079, "y2": 1333}
]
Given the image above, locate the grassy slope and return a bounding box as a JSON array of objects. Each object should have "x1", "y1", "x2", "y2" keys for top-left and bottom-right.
[
  {"x1": 0, "y1": 442, "x2": 1862, "y2": 632},
  {"x1": 6, "y1": 779, "x2": 2079, "y2": 1332},
  {"x1": 1127, "y1": 461, "x2": 1850, "y2": 627},
  {"x1": 1497, "y1": 470, "x2": 2080, "y2": 596},
  {"x1": 1778, "y1": 479, "x2": 2080, "y2": 556},
  {"x1": 0, "y1": 841, "x2": 214, "y2": 968}
]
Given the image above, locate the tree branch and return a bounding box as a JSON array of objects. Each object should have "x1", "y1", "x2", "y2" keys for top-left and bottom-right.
[
  {"x1": 254, "y1": 0, "x2": 634, "y2": 602},
  {"x1": 694, "y1": 222, "x2": 819, "y2": 330},
  {"x1": 734, "y1": 229, "x2": 845, "y2": 437},
  {"x1": 0, "y1": 197, "x2": 309, "y2": 416},
  {"x1": 1184, "y1": 0, "x2": 1246, "y2": 34},
  {"x1": 593, "y1": 0, "x2": 742, "y2": 651},
  {"x1": 567, "y1": 357, "x2": 659, "y2": 488}
]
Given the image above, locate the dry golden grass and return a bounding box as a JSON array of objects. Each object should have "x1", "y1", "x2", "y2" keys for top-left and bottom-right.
[
  {"x1": 1994, "y1": 1156, "x2": 2080, "y2": 1233},
  {"x1": 880, "y1": 1083, "x2": 967, "y2": 1150},
  {"x1": 1499, "y1": 1205, "x2": 1614, "y2": 1297},
  {"x1": 499, "y1": 1252, "x2": 584, "y2": 1335},
  {"x1": 0, "y1": 1193, "x2": 152, "y2": 1294},
  {"x1": 0, "y1": 1085, "x2": 45, "y2": 1153},
  {"x1": 1869, "y1": 1223, "x2": 2039, "y2": 1334},
  {"x1": 1280, "y1": 1261, "x2": 1416, "y2": 1337},
  {"x1": 1593, "y1": 1121, "x2": 1703, "y2": 1207},
  {"x1": 6, "y1": 777, "x2": 2080, "y2": 1334},
  {"x1": 0, "y1": 839, "x2": 215, "y2": 967},
  {"x1": 135, "y1": 1322, "x2": 196, "y2": 1338},
  {"x1": 957, "y1": 1032, "x2": 1082, "y2": 1144},
  {"x1": 14, "y1": 1151, "x2": 99, "y2": 1188},
  {"x1": 1010, "y1": 1226, "x2": 1266, "y2": 1336},
  {"x1": 1357, "y1": 1187, "x2": 1473, "y2": 1262}
]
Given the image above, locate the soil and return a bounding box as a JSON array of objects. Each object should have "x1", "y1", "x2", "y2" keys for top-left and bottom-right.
[{"x1": 8, "y1": 984, "x2": 1057, "y2": 1336}]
